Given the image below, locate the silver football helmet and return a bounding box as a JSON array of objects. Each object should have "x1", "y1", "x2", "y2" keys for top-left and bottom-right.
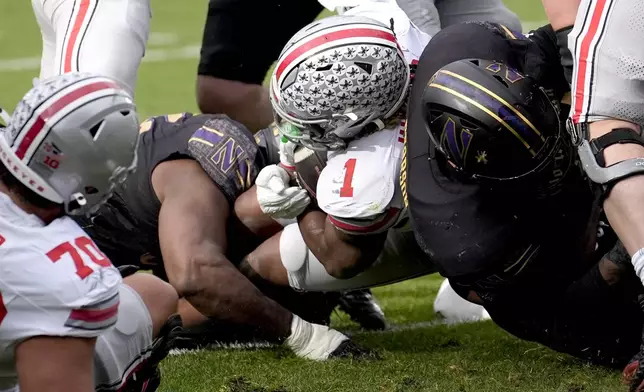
[
  {"x1": 1, "y1": 72, "x2": 139, "y2": 215},
  {"x1": 269, "y1": 14, "x2": 410, "y2": 150}
]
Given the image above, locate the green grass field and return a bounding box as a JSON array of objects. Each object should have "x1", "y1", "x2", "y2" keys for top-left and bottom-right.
[{"x1": 0, "y1": 1, "x2": 629, "y2": 391}]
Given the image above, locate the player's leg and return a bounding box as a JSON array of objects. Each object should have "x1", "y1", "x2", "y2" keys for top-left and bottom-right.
[
  {"x1": 395, "y1": 0, "x2": 442, "y2": 36},
  {"x1": 434, "y1": 0, "x2": 522, "y2": 33},
  {"x1": 241, "y1": 228, "x2": 436, "y2": 291},
  {"x1": 94, "y1": 273, "x2": 180, "y2": 391},
  {"x1": 485, "y1": 247, "x2": 643, "y2": 368},
  {"x1": 31, "y1": 0, "x2": 57, "y2": 81},
  {"x1": 48, "y1": 0, "x2": 150, "y2": 96},
  {"x1": 567, "y1": 0, "x2": 644, "y2": 258},
  {"x1": 195, "y1": 0, "x2": 322, "y2": 131}
]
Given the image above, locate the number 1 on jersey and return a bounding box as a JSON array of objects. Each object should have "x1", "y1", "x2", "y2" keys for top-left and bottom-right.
[{"x1": 340, "y1": 158, "x2": 357, "y2": 197}]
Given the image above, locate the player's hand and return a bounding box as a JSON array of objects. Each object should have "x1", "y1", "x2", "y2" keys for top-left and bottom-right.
[
  {"x1": 256, "y1": 164, "x2": 310, "y2": 219},
  {"x1": 285, "y1": 314, "x2": 379, "y2": 361}
]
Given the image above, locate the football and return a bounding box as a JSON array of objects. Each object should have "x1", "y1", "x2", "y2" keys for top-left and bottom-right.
[{"x1": 293, "y1": 146, "x2": 328, "y2": 199}]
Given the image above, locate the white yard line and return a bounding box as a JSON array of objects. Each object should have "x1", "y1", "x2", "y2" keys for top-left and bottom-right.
[
  {"x1": 0, "y1": 20, "x2": 550, "y2": 73},
  {"x1": 167, "y1": 318, "x2": 486, "y2": 357},
  {"x1": 0, "y1": 44, "x2": 201, "y2": 73}
]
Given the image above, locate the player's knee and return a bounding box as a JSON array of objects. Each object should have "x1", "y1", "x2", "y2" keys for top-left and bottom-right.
[{"x1": 124, "y1": 273, "x2": 179, "y2": 336}]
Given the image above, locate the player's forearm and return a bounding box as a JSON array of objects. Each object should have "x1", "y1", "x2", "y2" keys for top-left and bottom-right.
[
  {"x1": 234, "y1": 185, "x2": 284, "y2": 238},
  {"x1": 298, "y1": 209, "x2": 378, "y2": 278},
  {"x1": 196, "y1": 77, "x2": 273, "y2": 132},
  {"x1": 541, "y1": 0, "x2": 581, "y2": 30},
  {"x1": 182, "y1": 253, "x2": 292, "y2": 341}
]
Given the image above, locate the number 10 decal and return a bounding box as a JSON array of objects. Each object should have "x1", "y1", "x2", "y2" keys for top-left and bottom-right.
[{"x1": 340, "y1": 158, "x2": 356, "y2": 197}]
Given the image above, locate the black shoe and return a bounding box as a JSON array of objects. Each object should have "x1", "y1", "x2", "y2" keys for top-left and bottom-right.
[
  {"x1": 337, "y1": 289, "x2": 387, "y2": 331},
  {"x1": 328, "y1": 339, "x2": 381, "y2": 360}
]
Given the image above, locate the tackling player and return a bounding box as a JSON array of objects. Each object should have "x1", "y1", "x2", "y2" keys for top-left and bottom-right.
[
  {"x1": 31, "y1": 0, "x2": 150, "y2": 96},
  {"x1": 404, "y1": 21, "x2": 644, "y2": 382},
  {"x1": 75, "y1": 110, "x2": 374, "y2": 360},
  {"x1": 0, "y1": 73, "x2": 180, "y2": 392}
]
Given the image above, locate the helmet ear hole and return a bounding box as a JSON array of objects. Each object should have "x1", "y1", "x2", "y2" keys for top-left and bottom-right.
[
  {"x1": 88, "y1": 120, "x2": 105, "y2": 139},
  {"x1": 119, "y1": 110, "x2": 131, "y2": 116}
]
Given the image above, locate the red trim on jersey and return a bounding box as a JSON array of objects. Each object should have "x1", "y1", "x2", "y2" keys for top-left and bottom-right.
[
  {"x1": 64, "y1": 0, "x2": 92, "y2": 72},
  {"x1": 572, "y1": 0, "x2": 608, "y2": 123},
  {"x1": 329, "y1": 207, "x2": 400, "y2": 233},
  {"x1": 275, "y1": 28, "x2": 398, "y2": 81},
  {"x1": 398, "y1": 120, "x2": 406, "y2": 143},
  {"x1": 15, "y1": 81, "x2": 120, "y2": 159},
  {"x1": 69, "y1": 301, "x2": 119, "y2": 323}
]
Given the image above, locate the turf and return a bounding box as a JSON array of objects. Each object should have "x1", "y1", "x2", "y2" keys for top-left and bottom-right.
[{"x1": 0, "y1": 1, "x2": 627, "y2": 391}]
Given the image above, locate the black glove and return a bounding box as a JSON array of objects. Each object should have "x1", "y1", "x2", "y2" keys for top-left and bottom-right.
[
  {"x1": 524, "y1": 24, "x2": 570, "y2": 101},
  {"x1": 555, "y1": 26, "x2": 574, "y2": 86}
]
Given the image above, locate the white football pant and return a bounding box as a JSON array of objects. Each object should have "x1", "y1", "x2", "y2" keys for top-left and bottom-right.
[{"x1": 31, "y1": 0, "x2": 151, "y2": 96}]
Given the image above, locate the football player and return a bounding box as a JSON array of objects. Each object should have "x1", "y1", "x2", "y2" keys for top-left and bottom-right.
[
  {"x1": 234, "y1": 11, "x2": 437, "y2": 291},
  {"x1": 229, "y1": 11, "x2": 479, "y2": 328},
  {"x1": 0, "y1": 73, "x2": 180, "y2": 392},
  {"x1": 74, "y1": 109, "x2": 374, "y2": 360},
  {"x1": 540, "y1": 0, "x2": 644, "y2": 389},
  {"x1": 405, "y1": 20, "x2": 644, "y2": 382},
  {"x1": 31, "y1": 0, "x2": 150, "y2": 96}
]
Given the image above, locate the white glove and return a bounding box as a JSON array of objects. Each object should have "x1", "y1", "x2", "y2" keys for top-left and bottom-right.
[
  {"x1": 285, "y1": 314, "x2": 349, "y2": 360},
  {"x1": 278, "y1": 137, "x2": 297, "y2": 169},
  {"x1": 256, "y1": 164, "x2": 310, "y2": 219}
]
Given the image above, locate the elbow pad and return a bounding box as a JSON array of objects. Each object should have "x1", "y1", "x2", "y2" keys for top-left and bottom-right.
[{"x1": 556, "y1": 26, "x2": 574, "y2": 86}]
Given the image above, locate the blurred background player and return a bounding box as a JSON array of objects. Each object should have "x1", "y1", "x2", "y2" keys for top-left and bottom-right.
[
  {"x1": 30, "y1": 0, "x2": 150, "y2": 96},
  {"x1": 0, "y1": 72, "x2": 180, "y2": 392}
]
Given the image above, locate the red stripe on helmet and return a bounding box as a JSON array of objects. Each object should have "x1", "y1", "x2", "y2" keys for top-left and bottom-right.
[
  {"x1": 275, "y1": 27, "x2": 398, "y2": 83},
  {"x1": 15, "y1": 81, "x2": 121, "y2": 159}
]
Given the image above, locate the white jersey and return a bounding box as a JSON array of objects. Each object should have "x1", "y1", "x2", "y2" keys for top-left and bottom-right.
[
  {"x1": 316, "y1": 2, "x2": 431, "y2": 235},
  {"x1": 0, "y1": 193, "x2": 121, "y2": 390}
]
